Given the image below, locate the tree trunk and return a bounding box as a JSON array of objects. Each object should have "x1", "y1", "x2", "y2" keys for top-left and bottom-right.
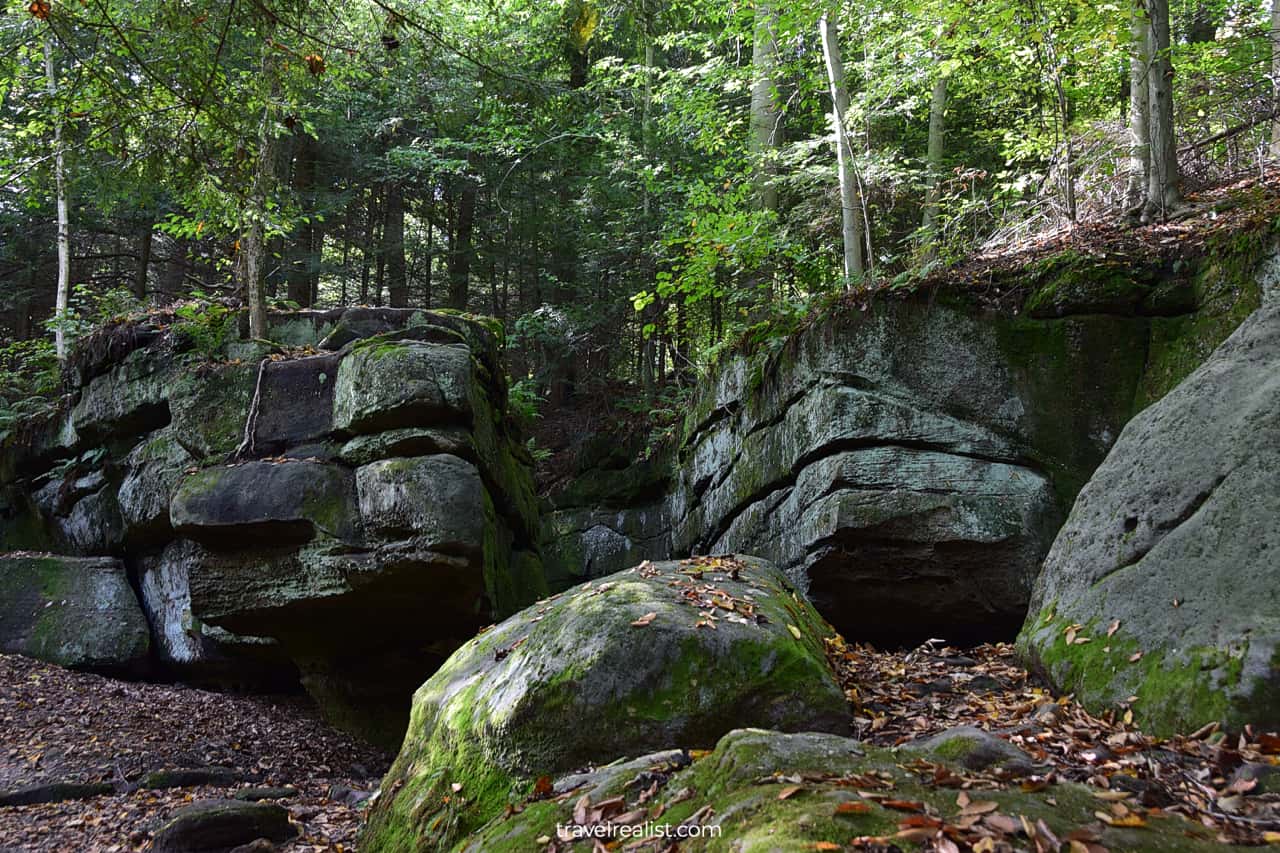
[
  {"x1": 242, "y1": 34, "x2": 278, "y2": 339},
  {"x1": 1127, "y1": 0, "x2": 1152, "y2": 207},
  {"x1": 1144, "y1": 0, "x2": 1181, "y2": 220},
  {"x1": 44, "y1": 35, "x2": 70, "y2": 360},
  {"x1": 1271, "y1": 0, "x2": 1280, "y2": 158},
  {"x1": 750, "y1": 0, "x2": 783, "y2": 213},
  {"x1": 286, "y1": 137, "x2": 316, "y2": 306},
  {"x1": 360, "y1": 190, "x2": 377, "y2": 304},
  {"x1": 447, "y1": 178, "x2": 476, "y2": 310},
  {"x1": 134, "y1": 218, "x2": 153, "y2": 299},
  {"x1": 921, "y1": 69, "x2": 948, "y2": 260},
  {"x1": 818, "y1": 12, "x2": 864, "y2": 286},
  {"x1": 384, "y1": 182, "x2": 408, "y2": 307}
]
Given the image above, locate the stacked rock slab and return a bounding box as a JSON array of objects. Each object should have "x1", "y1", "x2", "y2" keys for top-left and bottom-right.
[
  {"x1": 1018, "y1": 301, "x2": 1280, "y2": 734},
  {"x1": 0, "y1": 307, "x2": 547, "y2": 747}
]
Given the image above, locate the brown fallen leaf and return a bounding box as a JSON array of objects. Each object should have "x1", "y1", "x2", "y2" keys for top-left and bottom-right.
[
  {"x1": 959, "y1": 800, "x2": 1000, "y2": 816},
  {"x1": 834, "y1": 801, "x2": 872, "y2": 815},
  {"x1": 777, "y1": 785, "x2": 803, "y2": 800},
  {"x1": 631, "y1": 612, "x2": 657, "y2": 628}
]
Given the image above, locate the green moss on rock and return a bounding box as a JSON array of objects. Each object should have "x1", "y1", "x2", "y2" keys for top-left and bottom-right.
[{"x1": 360, "y1": 557, "x2": 850, "y2": 852}]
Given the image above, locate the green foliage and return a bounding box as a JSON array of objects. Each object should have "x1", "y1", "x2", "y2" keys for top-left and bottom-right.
[
  {"x1": 508, "y1": 377, "x2": 544, "y2": 428},
  {"x1": 35, "y1": 447, "x2": 107, "y2": 485},
  {"x1": 173, "y1": 293, "x2": 236, "y2": 360},
  {"x1": 0, "y1": 338, "x2": 59, "y2": 441}
]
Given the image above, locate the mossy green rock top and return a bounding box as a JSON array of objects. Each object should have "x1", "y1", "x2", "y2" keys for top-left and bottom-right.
[
  {"x1": 361, "y1": 555, "x2": 851, "y2": 852},
  {"x1": 1019, "y1": 302, "x2": 1280, "y2": 735},
  {"x1": 458, "y1": 727, "x2": 1230, "y2": 852},
  {"x1": 0, "y1": 553, "x2": 149, "y2": 671}
]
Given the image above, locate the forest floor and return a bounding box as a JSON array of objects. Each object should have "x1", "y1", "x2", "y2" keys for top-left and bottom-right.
[
  {"x1": 2, "y1": 643, "x2": 1280, "y2": 850},
  {"x1": 0, "y1": 654, "x2": 389, "y2": 852}
]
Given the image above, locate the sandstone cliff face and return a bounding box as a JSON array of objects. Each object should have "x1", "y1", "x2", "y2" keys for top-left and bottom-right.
[
  {"x1": 0, "y1": 307, "x2": 547, "y2": 746},
  {"x1": 543, "y1": 232, "x2": 1275, "y2": 646}
]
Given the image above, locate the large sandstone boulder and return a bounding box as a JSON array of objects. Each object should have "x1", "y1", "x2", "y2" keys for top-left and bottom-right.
[
  {"x1": 0, "y1": 554, "x2": 149, "y2": 671},
  {"x1": 659, "y1": 302, "x2": 1146, "y2": 645},
  {"x1": 1019, "y1": 303, "x2": 1280, "y2": 735},
  {"x1": 361, "y1": 555, "x2": 851, "y2": 851}
]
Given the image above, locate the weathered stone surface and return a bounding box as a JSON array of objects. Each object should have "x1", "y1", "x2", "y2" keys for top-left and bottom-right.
[
  {"x1": 233, "y1": 787, "x2": 298, "y2": 802},
  {"x1": 119, "y1": 427, "x2": 195, "y2": 543},
  {"x1": 168, "y1": 363, "x2": 256, "y2": 460},
  {"x1": 150, "y1": 799, "x2": 297, "y2": 852},
  {"x1": 338, "y1": 427, "x2": 475, "y2": 467},
  {"x1": 355, "y1": 455, "x2": 485, "y2": 546},
  {"x1": 171, "y1": 461, "x2": 358, "y2": 546},
  {"x1": 905, "y1": 726, "x2": 1044, "y2": 775},
  {"x1": 1019, "y1": 303, "x2": 1280, "y2": 735},
  {"x1": 333, "y1": 337, "x2": 473, "y2": 434},
  {"x1": 450, "y1": 727, "x2": 1225, "y2": 853},
  {"x1": 0, "y1": 781, "x2": 114, "y2": 807},
  {"x1": 362, "y1": 556, "x2": 850, "y2": 849},
  {"x1": 70, "y1": 348, "x2": 172, "y2": 443},
  {"x1": 61, "y1": 486, "x2": 126, "y2": 556},
  {"x1": 141, "y1": 767, "x2": 244, "y2": 790},
  {"x1": 646, "y1": 301, "x2": 1146, "y2": 645},
  {"x1": 250, "y1": 353, "x2": 339, "y2": 455},
  {"x1": 543, "y1": 503, "x2": 670, "y2": 584},
  {"x1": 0, "y1": 554, "x2": 149, "y2": 671},
  {"x1": 138, "y1": 541, "x2": 289, "y2": 682}
]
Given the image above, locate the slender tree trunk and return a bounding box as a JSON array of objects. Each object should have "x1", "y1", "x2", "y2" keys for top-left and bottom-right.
[
  {"x1": 134, "y1": 218, "x2": 153, "y2": 299},
  {"x1": 750, "y1": 0, "x2": 783, "y2": 213},
  {"x1": 1128, "y1": 1, "x2": 1152, "y2": 207},
  {"x1": 242, "y1": 34, "x2": 278, "y2": 339},
  {"x1": 1271, "y1": 0, "x2": 1280, "y2": 158},
  {"x1": 818, "y1": 11, "x2": 864, "y2": 286},
  {"x1": 384, "y1": 182, "x2": 408, "y2": 306},
  {"x1": 921, "y1": 69, "x2": 948, "y2": 260},
  {"x1": 44, "y1": 36, "x2": 70, "y2": 360},
  {"x1": 425, "y1": 210, "x2": 435, "y2": 307},
  {"x1": 447, "y1": 178, "x2": 476, "y2": 310},
  {"x1": 286, "y1": 137, "x2": 316, "y2": 306},
  {"x1": 360, "y1": 190, "x2": 376, "y2": 304},
  {"x1": 1144, "y1": 0, "x2": 1181, "y2": 220}
]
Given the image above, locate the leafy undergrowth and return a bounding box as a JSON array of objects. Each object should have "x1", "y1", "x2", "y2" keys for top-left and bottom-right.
[
  {"x1": 0, "y1": 653, "x2": 390, "y2": 852},
  {"x1": 826, "y1": 640, "x2": 1280, "y2": 848}
]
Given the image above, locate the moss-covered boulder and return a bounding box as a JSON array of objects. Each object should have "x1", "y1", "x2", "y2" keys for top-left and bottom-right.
[
  {"x1": 456, "y1": 727, "x2": 1227, "y2": 853},
  {"x1": 0, "y1": 553, "x2": 149, "y2": 671},
  {"x1": 333, "y1": 335, "x2": 474, "y2": 433},
  {"x1": 1019, "y1": 302, "x2": 1280, "y2": 735},
  {"x1": 361, "y1": 555, "x2": 850, "y2": 851}
]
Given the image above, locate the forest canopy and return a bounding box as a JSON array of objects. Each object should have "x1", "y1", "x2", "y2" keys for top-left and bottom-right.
[{"x1": 1, "y1": 0, "x2": 1276, "y2": 419}]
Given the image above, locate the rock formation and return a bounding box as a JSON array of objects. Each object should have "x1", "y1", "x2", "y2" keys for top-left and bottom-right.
[{"x1": 0, "y1": 307, "x2": 547, "y2": 746}]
